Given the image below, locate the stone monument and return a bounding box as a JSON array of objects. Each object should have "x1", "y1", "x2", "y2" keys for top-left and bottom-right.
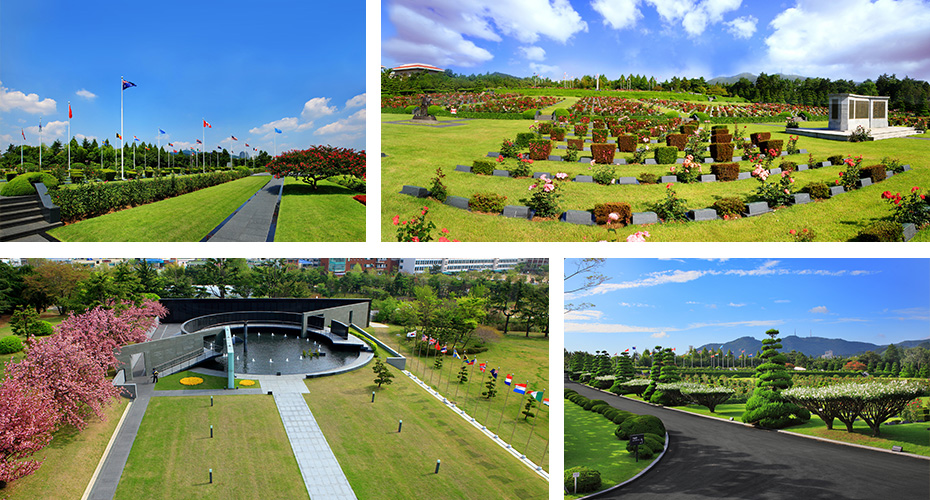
[
  {"x1": 412, "y1": 94, "x2": 437, "y2": 121},
  {"x1": 828, "y1": 93, "x2": 889, "y2": 131}
]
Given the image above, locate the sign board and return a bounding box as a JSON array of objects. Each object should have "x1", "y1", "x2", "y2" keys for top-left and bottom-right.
[
  {"x1": 629, "y1": 433, "x2": 645, "y2": 445},
  {"x1": 572, "y1": 472, "x2": 580, "y2": 478}
]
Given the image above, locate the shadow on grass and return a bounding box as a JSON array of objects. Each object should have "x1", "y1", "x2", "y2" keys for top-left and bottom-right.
[{"x1": 281, "y1": 183, "x2": 357, "y2": 197}]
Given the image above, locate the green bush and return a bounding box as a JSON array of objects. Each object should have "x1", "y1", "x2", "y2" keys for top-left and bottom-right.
[
  {"x1": 827, "y1": 154, "x2": 845, "y2": 165},
  {"x1": 617, "y1": 135, "x2": 637, "y2": 152},
  {"x1": 609, "y1": 410, "x2": 635, "y2": 425},
  {"x1": 711, "y1": 197, "x2": 746, "y2": 216},
  {"x1": 711, "y1": 162, "x2": 740, "y2": 182},
  {"x1": 0, "y1": 171, "x2": 60, "y2": 196},
  {"x1": 638, "y1": 172, "x2": 658, "y2": 184},
  {"x1": 471, "y1": 159, "x2": 495, "y2": 175},
  {"x1": 654, "y1": 146, "x2": 678, "y2": 165},
  {"x1": 508, "y1": 160, "x2": 532, "y2": 178},
  {"x1": 32, "y1": 320, "x2": 54, "y2": 336},
  {"x1": 859, "y1": 164, "x2": 886, "y2": 183},
  {"x1": 550, "y1": 127, "x2": 566, "y2": 141},
  {"x1": 626, "y1": 432, "x2": 665, "y2": 457},
  {"x1": 692, "y1": 112, "x2": 710, "y2": 121},
  {"x1": 0, "y1": 336, "x2": 24, "y2": 355},
  {"x1": 583, "y1": 399, "x2": 607, "y2": 411},
  {"x1": 710, "y1": 142, "x2": 734, "y2": 162},
  {"x1": 22, "y1": 162, "x2": 38, "y2": 172},
  {"x1": 664, "y1": 110, "x2": 680, "y2": 118},
  {"x1": 514, "y1": 132, "x2": 536, "y2": 148},
  {"x1": 758, "y1": 140, "x2": 784, "y2": 156},
  {"x1": 468, "y1": 192, "x2": 506, "y2": 213},
  {"x1": 564, "y1": 466, "x2": 601, "y2": 494},
  {"x1": 804, "y1": 182, "x2": 830, "y2": 199},
  {"x1": 711, "y1": 125, "x2": 729, "y2": 132},
  {"x1": 538, "y1": 122, "x2": 552, "y2": 134},
  {"x1": 427, "y1": 105, "x2": 443, "y2": 115},
  {"x1": 591, "y1": 164, "x2": 615, "y2": 185},
  {"x1": 522, "y1": 109, "x2": 538, "y2": 119},
  {"x1": 666, "y1": 133, "x2": 686, "y2": 151},
  {"x1": 615, "y1": 414, "x2": 666, "y2": 440},
  {"x1": 404, "y1": 105, "x2": 416, "y2": 114},
  {"x1": 553, "y1": 108, "x2": 570, "y2": 118},
  {"x1": 857, "y1": 220, "x2": 903, "y2": 242},
  {"x1": 593, "y1": 202, "x2": 632, "y2": 225}
]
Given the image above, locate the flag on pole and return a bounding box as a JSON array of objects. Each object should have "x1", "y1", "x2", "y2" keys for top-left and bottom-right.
[
  {"x1": 440, "y1": 346, "x2": 447, "y2": 354},
  {"x1": 116, "y1": 132, "x2": 122, "y2": 140},
  {"x1": 543, "y1": 398, "x2": 549, "y2": 406},
  {"x1": 38, "y1": 120, "x2": 42, "y2": 131},
  {"x1": 513, "y1": 383, "x2": 527, "y2": 394},
  {"x1": 168, "y1": 143, "x2": 173, "y2": 147},
  {"x1": 504, "y1": 374, "x2": 513, "y2": 385},
  {"x1": 453, "y1": 349, "x2": 460, "y2": 359},
  {"x1": 231, "y1": 135, "x2": 238, "y2": 141},
  {"x1": 159, "y1": 129, "x2": 166, "y2": 134},
  {"x1": 245, "y1": 143, "x2": 249, "y2": 147},
  {"x1": 465, "y1": 359, "x2": 475, "y2": 365},
  {"x1": 624, "y1": 348, "x2": 629, "y2": 352},
  {"x1": 490, "y1": 368, "x2": 498, "y2": 379},
  {"x1": 203, "y1": 120, "x2": 212, "y2": 128},
  {"x1": 134, "y1": 136, "x2": 140, "y2": 141},
  {"x1": 274, "y1": 128, "x2": 282, "y2": 133},
  {"x1": 196, "y1": 139, "x2": 202, "y2": 144},
  {"x1": 21, "y1": 129, "x2": 25, "y2": 140},
  {"x1": 479, "y1": 363, "x2": 487, "y2": 372},
  {"x1": 121, "y1": 79, "x2": 136, "y2": 90},
  {"x1": 529, "y1": 390, "x2": 545, "y2": 402},
  {"x1": 420, "y1": 334, "x2": 427, "y2": 342},
  {"x1": 69, "y1": 103, "x2": 72, "y2": 119}
]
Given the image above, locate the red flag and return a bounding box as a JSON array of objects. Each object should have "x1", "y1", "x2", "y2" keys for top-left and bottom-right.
[
  {"x1": 203, "y1": 120, "x2": 212, "y2": 128},
  {"x1": 69, "y1": 103, "x2": 72, "y2": 119},
  {"x1": 21, "y1": 129, "x2": 25, "y2": 140},
  {"x1": 231, "y1": 135, "x2": 238, "y2": 141},
  {"x1": 245, "y1": 143, "x2": 249, "y2": 147},
  {"x1": 479, "y1": 362, "x2": 487, "y2": 372}
]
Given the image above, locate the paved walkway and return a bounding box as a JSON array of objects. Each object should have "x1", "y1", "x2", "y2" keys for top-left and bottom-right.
[{"x1": 202, "y1": 173, "x2": 282, "y2": 242}]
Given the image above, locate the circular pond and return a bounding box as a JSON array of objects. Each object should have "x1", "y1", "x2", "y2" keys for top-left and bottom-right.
[{"x1": 207, "y1": 325, "x2": 362, "y2": 375}]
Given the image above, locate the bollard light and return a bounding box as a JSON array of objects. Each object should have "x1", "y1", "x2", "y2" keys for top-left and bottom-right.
[
  {"x1": 398, "y1": 419, "x2": 403, "y2": 433},
  {"x1": 371, "y1": 391, "x2": 375, "y2": 403},
  {"x1": 210, "y1": 425, "x2": 213, "y2": 438},
  {"x1": 435, "y1": 459, "x2": 441, "y2": 474},
  {"x1": 209, "y1": 468, "x2": 213, "y2": 484},
  {"x1": 210, "y1": 395, "x2": 214, "y2": 407}
]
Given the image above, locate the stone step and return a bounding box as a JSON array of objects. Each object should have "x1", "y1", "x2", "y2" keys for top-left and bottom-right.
[
  {"x1": 0, "y1": 205, "x2": 43, "y2": 222},
  {"x1": 0, "y1": 195, "x2": 39, "y2": 208},
  {"x1": 0, "y1": 220, "x2": 62, "y2": 242},
  {"x1": 0, "y1": 213, "x2": 44, "y2": 230}
]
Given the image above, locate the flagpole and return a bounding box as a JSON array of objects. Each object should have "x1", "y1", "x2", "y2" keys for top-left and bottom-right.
[
  {"x1": 510, "y1": 381, "x2": 528, "y2": 443},
  {"x1": 462, "y1": 361, "x2": 476, "y2": 409},
  {"x1": 496, "y1": 374, "x2": 513, "y2": 430},
  {"x1": 120, "y1": 76, "x2": 124, "y2": 179},
  {"x1": 157, "y1": 129, "x2": 160, "y2": 171},
  {"x1": 524, "y1": 396, "x2": 543, "y2": 454},
  {"x1": 485, "y1": 367, "x2": 499, "y2": 422},
  {"x1": 38, "y1": 118, "x2": 42, "y2": 170},
  {"x1": 202, "y1": 120, "x2": 205, "y2": 173},
  {"x1": 68, "y1": 101, "x2": 71, "y2": 173}
]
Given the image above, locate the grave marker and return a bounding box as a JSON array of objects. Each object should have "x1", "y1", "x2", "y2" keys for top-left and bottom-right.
[
  {"x1": 400, "y1": 185, "x2": 429, "y2": 198},
  {"x1": 444, "y1": 196, "x2": 470, "y2": 210},
  {"x1": 560, "y1": 210, "x2": 595, "y2": 225},
  {"x1": 688, "y1": 208, "x2": 718, "y2": 222},
  {"x1": 744, "y1": 201, "x2": 771, "y2": 217},
  {"x1": 632, "y1": 212, "x2": 659, "y2": 225},
  {"x1": 502, "y1": 205, "x2": 533, "y2": 219}
]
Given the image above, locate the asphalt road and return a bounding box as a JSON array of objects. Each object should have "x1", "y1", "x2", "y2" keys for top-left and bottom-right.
[{"x1": 567, "y1": 380, "x2": 930, "y2": 500}]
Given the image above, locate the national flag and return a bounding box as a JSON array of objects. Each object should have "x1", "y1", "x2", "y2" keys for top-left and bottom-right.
[
  {"x1": 479, "y1": 363, "x2": 487, "y2": 372},
  {"x1": 428, "y1": 337, "x2": 436, "y2": 345},
  {"x1": 632, "y1": 347, "x2": 636, "y2": 350},
  {"x1": 465, "y1": 359, "x2": 475, "y2": 365},
  {"x1": 196, "y1": 139, "x2": 202, "y2": 144},
  {"x1": 453, "y1": 349, "x2": 460, "y2": 359},
  {"x1": 203, "y1": 120, "x2": 212, "y2": 128},
  {"x1": 490, "y1": 368, "x2": 498, "y2": 379},
  {"x1": 440, "y1": 346, "x2": 447, "y2": 353},
  {"x1": 121, "y1": 79, "x2": 137, "y2": 90},
  {"x1": 530, "y1": 390, "x2": 545, "y2": 402},
  {"x1": 671, "y1": 348, "x2": 676, "y2": 351},
  {"x1": 159, "y1": 129, "x2": 166, "y2": 134},
  {"x1": 116, "y1": 132, "x2": 122, "y2": 140},
  {"x1": 245, "y1": 143, "x2": 249, "y2": 147},
  {"x1": 134, "y1": 136, "x2": 140, "y2": 141},
  {"x1": 274, "y1": 128, "x2": 282, "y2": 133},
  {"x1": 21, "y1": 129, "x2": 25, "y2": 140},
  {"x1": 406, "y1": 332, "x2": 416, "y2": 338},
  {"x1": 748, "y1": 354, "x2": 753, "y2": 357},
  {"x1": 168, "y1": 143, "x2": 173, "y2": 147},
  {"x1": 505, "y1": 374, "x2": 512, "y2": 385},
  {"x1": 231, "y1": 135, "x2": 238, "y2": 141},
  {"x1": 513, "y1": 383, "x2": 527, "y2": 394},
  {"x1": 253, "y1": 148, "x2": 257, "y2": 151},
  {"x1": 69, "y1": 103, "x2": 72, "y2": 119},
  {"x1": 420, "y1": 334, "x2": 427, "y2": 342},
  {"x1": 38, "y1": 119, "x2": 42, "y2": 131},
  {"x1": 623, "y1": 348, "x2": 629, "y2": 353},
  {"x1": 543, "y1": 398, "x2": 549, "y2": 406}
]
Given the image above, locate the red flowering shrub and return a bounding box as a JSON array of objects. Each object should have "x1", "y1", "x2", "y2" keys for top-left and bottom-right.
[
  {"x1": 353, "y1": 194, "x2": 366, "y2": 205},
  {"x1": 590, "y1": 143, "x2": 616, "y2": 165},
  {"x1": 528, "y1": 140, "x2": 553, "y2": 161},
  {"x1": 592, "y1": 129, "x2": 608, "y2": 143},
  {"x1": 750, "y1": 132, "x2": 771, "y2": 146},
  {"x1": 266, "y1": 145, "x2": 365, "y2": 189}
]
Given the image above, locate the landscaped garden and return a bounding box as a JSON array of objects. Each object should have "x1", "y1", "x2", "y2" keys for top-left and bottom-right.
[{"x1": 382, "y1": 91, "x2": 930, "y2": 241}]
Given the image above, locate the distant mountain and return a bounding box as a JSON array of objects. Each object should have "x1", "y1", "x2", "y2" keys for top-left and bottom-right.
[
  {"x1": 696, "y1": 335, "x2": 929, "y2": 358},
  {"x1": 707, "y1": 72, "x2": 811, "y2": 85}
]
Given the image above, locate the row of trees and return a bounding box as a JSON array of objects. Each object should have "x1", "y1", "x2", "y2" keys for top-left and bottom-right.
[
  {"x1": 1, "y1": 137, "x2": 270, "y2": 171},
  {"x1": 0, "y1": 300, "x2": 167, "y2": 485},
  {"x1": 382, "y1": 68, "x2": 929, "y2": 112}
]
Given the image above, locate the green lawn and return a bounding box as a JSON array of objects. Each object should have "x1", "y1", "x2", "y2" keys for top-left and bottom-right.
[
  {"x1": 303, "y1": 358, "x2": 548, "y2": 500},
  {"x1": 154, "y1": 370, "x2": 260, "y2": 390},
  {"x1": 564, "y1": 401, "x2": 654, "y2": 499},
  {"x1": 382, "y1": 113, "x2": 930, "y2": 241},
  {"x1": 0, "y1": 312, "x2": 67, "y2": 372},
  {"x1": 370, "y1": 323, "x2": 549, "y2": 466},
  {"x1": 47, "y1": 175, "x2": 271, "y2": 241},
  {"x1": 274, "y1": 178, "x2": 365, "y2": 241},
  {"x1": 3, "y1": 397, "x2": 129, "y2": 499},
  {"x1": 114, "y1": 395, "x2": 306, "y2": 500}
]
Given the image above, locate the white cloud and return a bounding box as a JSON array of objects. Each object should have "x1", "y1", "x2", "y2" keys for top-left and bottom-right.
[
  {"x1": 592, "y1": 0, "x2": 643, "y2": 30},
  {"x1": 345, "y1": 93, "x2": 366, "y2": 109},
  {"x1": 518, "y1": 45, "x2": 547, "y2": 61},
  {"x1": 564, "y1": 322, "x2": 673, "y2": 333},
  {"x1": 75, "y1": 89, "x2": 96, "y2": 99},
  {"x1": 766, "y1": 0, "x2": 930, "y2": 80},
  {"x1": 24, "y1": 120, "x2": 68, "y2": 142},
  {"x1": 728, "y1": 302, "x2": 746, "y2": 307},
  {"x1": 564, "y1": 310, "x2": 604, "y2": 321},
  {"x1": 809, "y1": 306, "x2": 829, "y2": 314},
  {"x1": 301, "y1": 97, "x2": 337, "y2": 121},
  {"x1": 774, "y1": 299, "x2": 791, "y2": 303},
  {"x1": 529, "y1": 62, "x2": 560, "y2": 76},
  {"x1": 651, "y1": 331, "x2": 668, "y2": 338},
  {"x1": 383, "y1": 0, "x2": 587, "y2": 67},
  {"x1": 684, "y1": 319, "x2": 783, "y2": 329},
  {"x1": 643, "y1": 0, "x2": 742, "y2": 37},
  {"x1": 577, "y1": 269, "x2": 709, "y2": 297},
  {"x1": 314, "y1": 109, "x2": 365, "y2": 136},
  {"x1": 724, "y1": 14, "x2": 756, "y2": 39},
  {"x1": 249, "y1": 117, "x2": 299, "y2": 137},
  {"x1": 619, "y1": 302, "x2": 653, "y2": 308},
  {"x1": 0, "y1": 81, "x2": 57, "y2": 114}
]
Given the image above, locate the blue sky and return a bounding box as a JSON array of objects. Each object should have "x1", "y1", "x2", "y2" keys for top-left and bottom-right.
[
  {"x1": 565, "y1": 259, "x2": 930, "y2": 355},
  {"x1": 382, "y1": 0, "x2": 930, "y2": 83},
  {"x1": 1, "y1": 1, "x2": 365, "y2": 154}
]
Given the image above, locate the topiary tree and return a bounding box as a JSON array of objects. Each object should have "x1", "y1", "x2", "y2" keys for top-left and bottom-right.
[
  {"x1": 522, "y1": 394, "x2": 537, "y2": 419},
  {"x1": 457, "y1": 364, "x2": 468, "y2": 384},
  {"x1": 614, "y1": 351, "x2": 635, "y2": 382},
  {"x1": 482, "y1": 372, "x2": 497, "y2": 399},
  {"x1": 642, "y1": 346, "x2": 664, "y2": 400},
  {"x1": 594, "y1": 350, "x2": 612, "y2": 377},
  {"x1": 741, "y1": 329, "x2": 809, "y2": 428},
  {"x1": 680, "y1": 384, "x2": 735, "y2": 413},
  {"x1": 564, "y1": 466, "x2": 601, "y2": 494},
  {"x1": 372, "y1": 358, "x2": 394, "y2": 388}
]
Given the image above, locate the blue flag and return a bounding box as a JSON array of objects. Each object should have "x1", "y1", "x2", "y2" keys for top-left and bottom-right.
[
  {"x1": 159, "y1": 129, "x2": 166, "y2": 134},
  {"x1": 274, "y1": 128, "x2": 282, "y2": 134},
  {"x1": 122, "y1": 79, "x2": 137, "y2": 90}
]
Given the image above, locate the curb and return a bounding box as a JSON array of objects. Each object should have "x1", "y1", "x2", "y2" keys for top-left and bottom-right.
[
  {"x1": 81, "y1": 399, "x2": 133, "y2": 500},
  {"x1": 572, "y1": 431, "x2": 670, "y2": 499}
]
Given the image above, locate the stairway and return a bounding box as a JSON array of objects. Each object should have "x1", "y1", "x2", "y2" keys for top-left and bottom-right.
[{"x1": 0, "y1": 195, "x2": 62, "y2": 241}]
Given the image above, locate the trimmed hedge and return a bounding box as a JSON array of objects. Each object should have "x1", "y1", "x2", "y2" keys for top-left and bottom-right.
[
  {"x1": 521, "y1": 109, "x2": 538, "y2": 119},
  {"x1": 654, "y1": 146, "x2": 678, "y2": 165},
  {"x1": 711, "y1": 197, "x2": 746, "y2": 216},
  {"x1": 590, "y1": 143, "x2": 616, "y2": 165},
  {"x1": 566, "y1": 138, "x2": 584, "y2": 151},
  {"x1": 710, "y1": 143, "x2": 735, "y2": 162},
  {"x1": 858, "y1": 220, "x2": 903, "y2": 242},
  {"x1": 592, "y1": 129, "x2": 608, "y2": 143},
  {"x1": 0, "y1": 335, "x2": 24, "y2": 354},
  {"x1": 550, "y1": 127, "x2": 566, "y2": 141},
  {"x1": 0, "y1": 172, "x2": 60, "y2": 196},
  {"x1": 574, "y1": 124, "x2": 588, "y2": 136},
  {"x1": 514, "y1": 132, "x2": 536, "y2": 148},
  {"x1": 804, "y1": 182, "x2": 831, "y2": 199},
  {"x1": 564, "y1": 466, "x2": 601, "y2": 494},
  {"x1": 472, "y1": 159, "x2": 495, "y2": 175},
  {"x1": 468, "y1": 192, "x2": 506, "y2": 213},
  {"x1": 860, "y1": 164, "x2": 887, "y2": 183},
  {"x1": 758, "y1": 140, "x2": 784, "y2": 156},
  {"x1": 711, "y1": 162, "x2": 740, "y2": 182},
  {"x1": 538, "y1": 122, "x2": 552, "y2": 134},
  {"x1": 749, "y1": 132, "x2": 770, "y2": 145},
  {"x1": 616, "y1": 135, "x2": 636, "y2": 153},
  {"x1": 553, "y1": 108, "x2": 570, "y2": 118},
  {"x1": 615, "y1": 414, "x2": 666, "y2": 440},
  {"x1": 711, "y1": 133, "x2": 732, "y2": 143},
  {"x1": 51, "y1": 170, "x2": 250, "y2": 222},
  {"x1": 666, "y1": 134, "x2": 686, "y2": 151},
  {"x1": 593, "y1": 202, "x2": 632, "y2": 225}
]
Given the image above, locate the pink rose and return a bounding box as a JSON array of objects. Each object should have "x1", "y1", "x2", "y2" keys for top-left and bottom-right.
[{"x1": 392, "y1": 215, "x2": 400, "y2": 226}]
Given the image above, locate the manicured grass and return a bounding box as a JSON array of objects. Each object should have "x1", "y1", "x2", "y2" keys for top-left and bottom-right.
[
  {"x1": 114, "y1": 395, "x2": 306, "y2": 500},
  {"x1": 303, "y1": 359, "x2": 548, "y2": 500},
  {"x1": 564, "y1": 401, "x2": 653, "y2": 499},
  {"x1": 274, "y1": 178, "x2": 365, "y2": 241},
  {"x1": 154, "y1": 370, "x2": 260, "y2": 390},
  {"x1": 47, "y1": 175, "x2": 271, "y2": 241},
  {"x1": 370, "y1": 323, "x2": 549, "y2": 466},
  {"x1": 382, "y1": 113, "x2": 930, "y2": 241},
  {"x1": 3, "y1": 397, "x2": 129, "y2": 499}
]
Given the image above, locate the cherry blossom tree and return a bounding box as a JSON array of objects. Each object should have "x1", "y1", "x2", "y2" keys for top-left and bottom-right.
[{"x1": 0, "y1": 378, "x2": 56, "y2": 485}]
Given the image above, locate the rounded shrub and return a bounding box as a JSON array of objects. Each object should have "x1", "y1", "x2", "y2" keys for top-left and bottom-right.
[
  {"x1": 857, "y1": 221, "x2": 903, "y2": 242},
  {"x1": 468, "y1": 192, "x2": 506, "y2": 213},
  {"x1": 0, "y1": 171, "x2": 60, "y2": 196},
  {"x1": 427, "y1": 105, "x2": 443, "y2": 115},
  {"x1": 522, "y1": 109, "x2": 538, "y2": 119},
  {"x1": 32, "y1": 320, "x2": 54, "y2": 336},
  {"x1": 654, "y1": 146, "x2": 678, "y2": 165},
  {"x1": 711, "y1": 197, "x2": 746, "y2": 217},
  {"x1": 0, "y1": 336, "x2": 24, "y2": 355},
  {"x1": 664, "y1": 110, "x2": 680, "y2": 118},
  {"x1": 583, "y1": 399, "x2": 608, "y2": 411},
  {"x1": 692, "y1": 112, "x2": 710, "y2": 121},
  {"x1": 609, "y1": 410, "x2": 635, "y2": 425},
  {"x1": 564, "y1": 466, "x2": 601, "y2": 494},
  {"x1": 626, "y1": 432, "x2": 665, "y2": 457},
  {"x1": 471, "y1": 159, "x2": 496, "y2": 175},
  {"x1": 553, "y1": 108, "x2": 570, "y2": 118},
  {"x1": 615, "y1": 414, "x2": 666, "y2": 440},
  {"x1": 514, "y1": 132, "x2": 536, "y2": 148},
  {"x1": 404, "y1": 105, "x2": 416, "y2": 114},
  {"x1": 804, "y1": 182, "x2": 831, "y2": 199}
]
